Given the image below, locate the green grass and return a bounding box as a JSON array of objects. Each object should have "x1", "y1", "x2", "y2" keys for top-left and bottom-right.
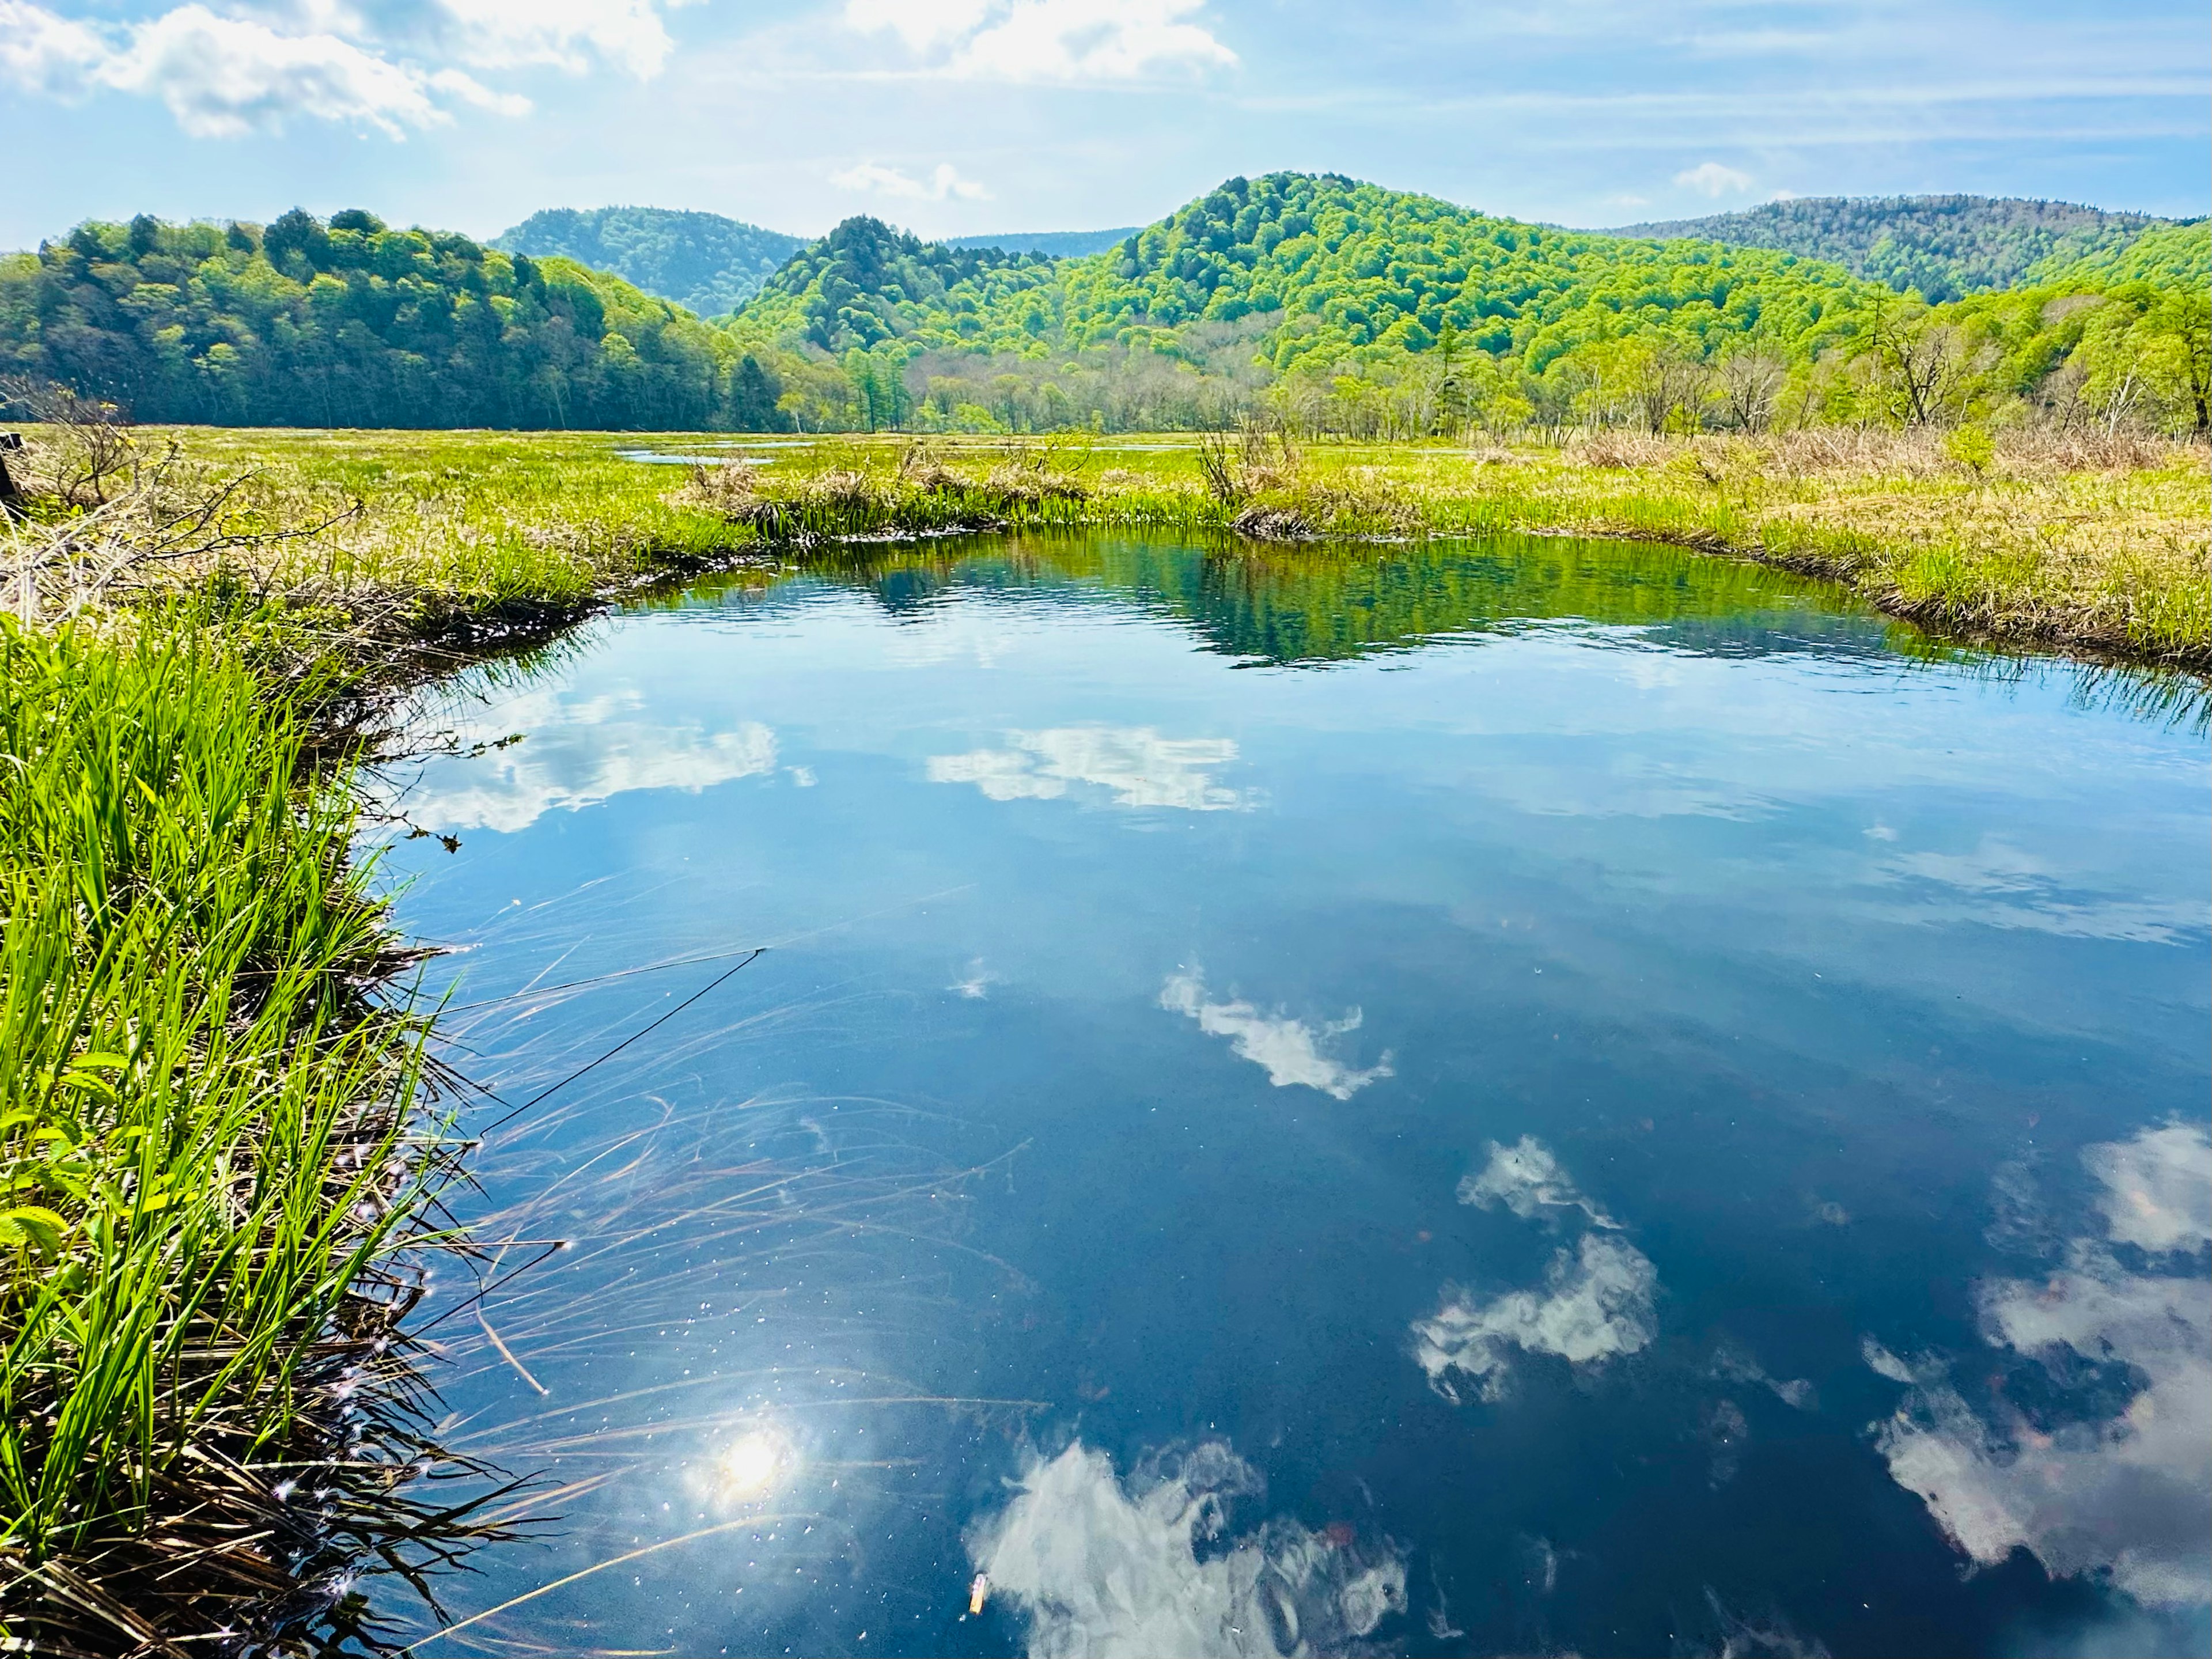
[
  {"x1": 67, "y1": 423, "x2": 2203, "y2": 668},
  {"x1": 0, "y1": 611, "x2": 476, "y2": 1647}
]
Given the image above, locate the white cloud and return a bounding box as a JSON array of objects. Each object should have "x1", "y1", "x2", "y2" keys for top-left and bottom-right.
[
  {"x1": 0, "y1": 0, "x2": 664, "y2": 135},
  {"x1": 431, "y1": 0, "x2": 672, "y2": 77},
  {"x1": 928, "y1": 726, "x2": 1241, "y2": 811},
  {"x1": 429, "y1": 65, "x2": 531, "y2": 113},
  {"x1": 1412, "y1": 1233, "x2": 1659, "y2": 1403},
  {"x1": 0, "y1": 0, "x2": 454, "y2": 134},
  {"x1": 843, "y1": 0, "x2": 1236, "y2": 82},
  {"x1": 1159, "y1": 969, "x2": 1392, "y2": 1100},
  {"x1": 1674, "y1": 160, "x2": 1753, "y2": 196},
  {"x1": 1870, "y1": 1123, "x2": 2212, "y2": 1610},
  {"x1": 389, "y1": 688, "x2": 778, "y2": 834},
  {"x1": 1459, "y1": 1135, "x2": 1620, "y2": 1229},
  {"x1": 831, "y1": 160, "x2": 990, "y2": 202},
  {"x1": 112, "y1": 5, "x2": 454, "y2": 136},
  {"x1": 842, "y1": 0, "x2": 987, "y2": 51},
  {"x1": 968, "y1": 1440, "x2": 1407, "y2": 1658},
  {"x1": 0, "y1": 0, "x2": 107, "y2": 92}
]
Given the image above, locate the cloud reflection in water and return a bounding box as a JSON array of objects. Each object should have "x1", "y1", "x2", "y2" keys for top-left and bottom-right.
[
  {"x1": 1459, "y1": 1135, "x2": 1622, "y2": 1229},
  {"x1": 1159, "y1": 970, "x2": 1393, "y2": 1099},
  {"x1": 968, "y1": 1441, "x2": 1406, "y2": 1658},
  {"x1": 928, "y1": 726, "x2": 1243, "y2": 810},
  {"x1": 1872, "y1": 1123, "x2": 2212, "y2": 1609},
  {"x1": 1414, "y1": 1233, "x2": 1659, "y2": 1404},
  {"x1": 1415, "y1": 1137, "x2": 1657, "y2": 1403},
  {"x1": 398, "y1": 687, "x2": 779, "y2": 834}
]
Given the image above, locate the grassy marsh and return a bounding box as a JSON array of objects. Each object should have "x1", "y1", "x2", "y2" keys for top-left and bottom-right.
[{"x1": 20, "y1": 422, "x2": 2204, "y2": 669}]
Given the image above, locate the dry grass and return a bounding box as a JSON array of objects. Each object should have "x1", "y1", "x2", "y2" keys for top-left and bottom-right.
[{"x1": 5, "y1": 421, "x2": 2203, "y2": 669}]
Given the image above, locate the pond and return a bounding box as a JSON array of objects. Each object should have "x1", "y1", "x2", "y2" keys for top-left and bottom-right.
[{"x1": 370, "y1": 530, "x2": 2210, "y2": 1658}]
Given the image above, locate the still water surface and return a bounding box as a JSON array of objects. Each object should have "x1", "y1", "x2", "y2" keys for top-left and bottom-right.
[{"x1": 373, "y1": 532, "x2": 2210, "y2": 1658}]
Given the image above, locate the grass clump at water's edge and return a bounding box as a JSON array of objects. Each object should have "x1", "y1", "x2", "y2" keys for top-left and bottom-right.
[{"x1": 0, "y1": 609, "x2": 517, "y2": 1650}]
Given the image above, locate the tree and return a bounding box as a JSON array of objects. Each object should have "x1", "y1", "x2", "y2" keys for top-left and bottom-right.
[
  {"x1": 2147, "y1": 290, "x2": 2210, "y2": 435},
  {"x1": 1716, "y1": 343, "x2": 1784, "y2": 432},
  {"x1": 1869, "y1": 299, "x2": 1970, "y2": 426},
  {"x1": 728, "y1": 355, "x2": 787, "y2": 430}
]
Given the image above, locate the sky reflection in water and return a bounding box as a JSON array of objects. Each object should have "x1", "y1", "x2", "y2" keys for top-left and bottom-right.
[{"x1": 371, "y1": 532, "x2": 2210, "y2": 1658}]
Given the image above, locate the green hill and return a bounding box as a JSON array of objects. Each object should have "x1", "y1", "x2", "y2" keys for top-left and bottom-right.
[
  {"x1": 1603, "y1": 195, "x2": 2171, "y2": 304},
  {"x1": 2034, "y1": 219, "x2": 2211, "y2": 290},
  {"x1": 740, "y1": 217, "x2": 1061, "y2": 354},
  {"x1": 0, "y1": 209, "x2": 789, "y2": 429},
  {"x1": 732, "y1": 172, "x2": 1878, "y2": 370},
  {"x1": 493, "y1": 206, "x2": 804, "y2": 317},
  {"x1": 5, "y1": 180, "x2": 2202, "y2": 437}
]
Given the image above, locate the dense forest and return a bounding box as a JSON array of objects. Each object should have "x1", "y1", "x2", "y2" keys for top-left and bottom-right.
[
  {"x1": 3, "y1": 175, "x2": 2206, "y2": 438},
  {"x1": 1607, "y1": 195, "x2": 2179, "y2": 304},
  {"x1": 745, "y1": 219, "x2": 1065, "y2": 354},
  {"x1": 493, "y1": 207, "x2": 803, "y2": 317},
  {"x1": 724, "y1": 174, "x2": 2210, "y2": 440},
  {"x1": 0, "y1": 210, "x2": 789, "y2": 429}
]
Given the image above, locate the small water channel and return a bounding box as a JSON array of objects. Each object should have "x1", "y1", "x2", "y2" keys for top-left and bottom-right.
[{"x1": 369, "y1": 531, "x2": 2210, "y2": 1657}]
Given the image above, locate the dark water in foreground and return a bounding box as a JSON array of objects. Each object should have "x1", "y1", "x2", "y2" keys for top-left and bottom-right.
[{"x1": 371, "y1": 532, "x2": 2210, "y2": 1658}]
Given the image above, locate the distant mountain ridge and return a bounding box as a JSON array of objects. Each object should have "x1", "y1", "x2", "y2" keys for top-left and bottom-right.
[
  {"x1": 1602, "y1": 195, "x2": 2179, "y2": 303},
  {"x1": 492, "y1": 209, "x2": 1140, "y2": 315},
  {"x1": 942, "y1": 228, "x2": 1140, "y2": 258},
  {"x1": 493, "y1": 206, "x2": 804, "y2": 317}
]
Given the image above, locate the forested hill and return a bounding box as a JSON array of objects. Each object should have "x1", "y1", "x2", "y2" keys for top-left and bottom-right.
[
  {"x1": 1603, "y1": 195, "x2": 2176, "y2": 303},
  {"x1": 0, "y1": 209, "x2": 787, "y2": 429},
  {"x1": 730, "y1": 172, "x2": 1879, "y2": 369},
  {"x1": 4, "y1": 180, "x2": 2204, "y2": 435},
  {"x1": 493, "y1": 206, "x2": 803, "y2": 317},
  {"x1": 743, "y1": 217, "x2": 1062, "y2": 352},
  {"x1": 2046, "y1": 221, "x2": 2212, "y2": 290}
]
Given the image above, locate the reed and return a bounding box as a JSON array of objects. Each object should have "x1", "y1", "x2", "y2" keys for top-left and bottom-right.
[{"x1": 0, "y1": 616, "x2": 509, "y2": 1651}]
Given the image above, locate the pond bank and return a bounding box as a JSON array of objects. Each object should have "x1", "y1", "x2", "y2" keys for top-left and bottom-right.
[
  {"x1": 48, "y1": 422, "x2": 2205, "y2": 671},
  {"x1": 0, "y1": 423, "x2": 2202, "y2": 1646}
]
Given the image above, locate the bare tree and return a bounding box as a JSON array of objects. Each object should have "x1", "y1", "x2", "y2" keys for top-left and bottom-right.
[
  {"x1": 1868, "y1": 304, "x2": 1968, "y2": 427},
  {"x1": 0, "y1": 376, "x2": 137, "y2": 505},
  {"x1": 1622, "y1": 346, "x2": 1709, "y2": 435},
  {"x1": 1717, "y1": 348, "x2": 1785, "y2": 433},
  {"x1": 2, "y1": 449, "x2": 359, "y2": 624}
]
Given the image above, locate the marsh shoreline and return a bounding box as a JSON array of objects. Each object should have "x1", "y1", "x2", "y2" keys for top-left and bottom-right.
[{"x1": 0, "y1": 422, "x2": 2203, "y2": 1649}]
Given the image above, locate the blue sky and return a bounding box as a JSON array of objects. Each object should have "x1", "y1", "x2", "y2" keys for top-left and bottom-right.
[{"x1": 2, "y1": 0, "x2": 2205, "y2": 250}]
